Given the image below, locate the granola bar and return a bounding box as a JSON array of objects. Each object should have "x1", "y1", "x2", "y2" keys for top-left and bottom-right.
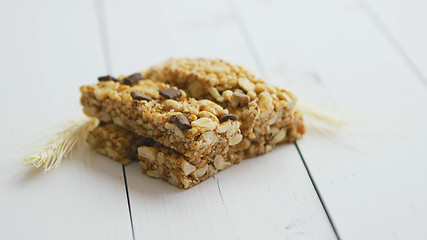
[
  {"x1": 88, "y1": 122, "x2": 240, "y2": 188},
  {"x1": 80, "y1": 79, "x2": 242, "y2": 159},
  {"x1": 86, "y1": 122, "x2": 150, "y2": 164},
  {"x1": 144, "y1": 58, "x2": 305, "y2": 158}
]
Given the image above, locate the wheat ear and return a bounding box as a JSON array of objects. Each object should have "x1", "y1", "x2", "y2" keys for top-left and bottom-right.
[
  {"x1": 21, "y1": 115, "x2": 98, "y2": 173},
  {"x1": 298, "y1": 100, "x2": 349, "y2": 135}
]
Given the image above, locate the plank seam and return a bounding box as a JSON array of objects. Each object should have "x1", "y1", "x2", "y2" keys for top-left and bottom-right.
[
  {"x1": 212, "y1": 176, "x2": 229, "y2": 215},
  {"x1": 94, "y1": 1, "x2": 136, "y2": 239},
  {"x1": 228, "y1": 0, "x2": 341, "y2": 238},
  {"x1": 212, "y1": 176, "x2": 238, "y2": 239},
  {"x1": 227, "y1": 0, "x2": 267, "y2": 78},
  {"x1": 94, "y1": 0, "x2": 113, "y2": 73},
  {"x1": 122, "y1": 165, "x2": 136, "y2": 240},
  {"x1": 294, "y1": 142, "x2": 341, "y2": 240},
  {"x1": 359, "y1": 0, "x2": 427, "y2": 88}
]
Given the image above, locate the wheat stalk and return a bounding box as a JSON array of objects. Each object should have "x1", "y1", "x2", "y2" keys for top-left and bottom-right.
[
  {"x1": 21, "y1": 115, "x2": 98, "y2": 173},
  {"x1": 298, "y1": 100, "x2": 348, "y2": 135}
]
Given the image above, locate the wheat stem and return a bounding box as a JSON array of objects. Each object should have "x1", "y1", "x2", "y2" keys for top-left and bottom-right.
[{"x1": 21, "y1": 115, "x2": 98, "y2": 173}]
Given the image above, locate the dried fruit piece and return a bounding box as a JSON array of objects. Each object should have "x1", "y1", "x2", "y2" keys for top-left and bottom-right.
[{"x1": 232, "y1": 90, "x2": 250, "y2": 108}]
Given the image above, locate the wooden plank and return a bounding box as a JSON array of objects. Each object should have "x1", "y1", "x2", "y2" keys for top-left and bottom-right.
[
  {"x1": 233, "y1": 0, "x2": 427, "y2": 239},
  {"x1": 102, "y1": 0, "x2": 337, "y2": 239},
  {"x1": 0, "y1": 1, "x2": 133, "y2": 239},
  {"x1": 364, "y1": 0, "x2": 427, "y2": 85}
]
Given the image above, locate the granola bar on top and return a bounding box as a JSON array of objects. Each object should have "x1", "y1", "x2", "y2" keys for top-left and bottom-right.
[
  {"x1": 88, "y1": 122, "x2": 240, "y2": 188},
  {"x1": 144, "y1": 58, "x2": 305, "y2": 158},
  {"x1": 80, "y1": 78, "x2": 242, "y2": 159}
]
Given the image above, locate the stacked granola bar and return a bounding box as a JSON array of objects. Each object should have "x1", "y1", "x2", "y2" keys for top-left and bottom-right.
[
  {"x1": 81, "y1": 58, "x2": 305, "y2": 188},
  {"x1": 145, "y1": 58, "x2": 305, "y2": 159}
]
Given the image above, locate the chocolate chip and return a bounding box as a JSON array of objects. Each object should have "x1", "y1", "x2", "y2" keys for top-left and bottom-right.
[
  {"x1": 219, "y1": 114, "x2": 237, "y2": 123},
  {"x1": 98, "y1": 75, "x2": 118, "y2": 82},
  {"x1": 174, "y1": 115, "x2": 191, "y2": 131},
  {"x1": 159, "y1": 88, "x2": 182, "y2": 100},
  {"x1": 131, "y1": 91, "x2": 152, "y2": 101},
  {"x1": 138, "y1": 137, "x2": 154, "y2": 147},
  {"x1": 168, "y1": 115, "x2": 177, "y2": 123},
  {"x1": 123, "y1": 73, "x2": 143, "y2": 85}
]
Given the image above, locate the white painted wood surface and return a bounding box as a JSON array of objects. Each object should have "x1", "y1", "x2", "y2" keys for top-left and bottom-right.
[
  {"x1": 0, "y1": 1, "x2": 132, "y2": 239},
  {"x1": 101, "y1": 0, "x2": 336, "y2": 239},
  {"x1": 1, "y1": 0, "x2": 427, "y2": 239},
  {"x1": 233, "y1": 0, "x2": 427, "y2": 239},
  {"x1": 365, "y1": 0, "x2": 427, "y2": 85}
]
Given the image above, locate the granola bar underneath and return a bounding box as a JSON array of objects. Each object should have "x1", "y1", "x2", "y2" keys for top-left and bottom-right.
[{"x1": 87, "y1": 122, "x2": 241, "y2": 188}]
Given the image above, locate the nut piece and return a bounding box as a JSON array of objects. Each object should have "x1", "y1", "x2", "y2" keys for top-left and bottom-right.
[
  {"x1": 164, "y1": 122, "x2": 184, "y2": 138},
  {"x1": 231, "y1": 90, "x2": 250, "y2": 108},
  {"x1": 191, "y1": 117, "x2": 218, "y2": 131},
  {"x1": 278, "y1": 91, "x2": 292, "y2": 102},
  {"x1": 214, "y1": 155, "x2": 231, "y2": 170},
  {"x1": 112, "y1": 116, "x2": 124, "y2": 127},
  {"x1": 199, "y1": 132, "x2": 219, "y2": 146},
  {"x1": 208, "y1": 165, "x2": 218, "y2": 174},
  {"x1": 270, "y1": 129, "x2": 287, "y2": 144},
  {"x1": 197, "y1": 111, "x2": 219, "y2": 122},
  {"x1": 146, "y1": 170, "x2": 162, "y2": 178},
  {"x1": 192, "y1": 164, "x2": 208, "y2": 178},
  {"x1": 180, "y1": 160, "x2": 196, "y2": 176},
  {"x1": 99, "y1": 112, "x2": 112, "y2": 122},
  {"x1": 181, "y1": 178, "x2": 192, "y2": 188},
  {"x1": 207, "y1": 87, "x2": 224, "y2": 102},
  {"x1": 217, "y1": 120, "x2": 232, "y2": 133},
  {"x1": 268, "y1": 113, "x2": 280, "y2": 125},
  {"x1": 83, "y1": 106, "x2": 99, "y2": 117},
  {"x1": 163, "y1": 99, "x2": 183, "y2": 111},
  {"x1": 168, "y1": 172, "x2": 180, "y2": 186},
  {"x1": 258, "y1": 92, "x2": 273, "y2": 109},
  {"x1": 94, "y1": 88, "x2": 109, "y2": 100},
  {"x1": 138, "y1": 146, "x2": 159, "y2": 163},
  {"x1": 229, "y1": 133, "x2": 242, "y2": 146},
  {"x1": 222, "y1": 90, "x2": 233, "y2": 100},
  {"x1": 265, "y1": 144, "x2": 274, "y2": 153},
  {"x1": 238, "y1": 78, "x2": 255, "y2": 92}
]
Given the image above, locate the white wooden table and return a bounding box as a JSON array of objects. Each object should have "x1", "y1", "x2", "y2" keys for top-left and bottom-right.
[{"x1": 1, "y1": 0, "x2": 426, "y2": 239}]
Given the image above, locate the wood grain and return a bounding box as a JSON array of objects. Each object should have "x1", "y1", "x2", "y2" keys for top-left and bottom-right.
[
  {"x1": 2, "y1": 0, "x2": 426, "y2": 239},
  {"x1": 365, "y1": 0, "x2": 427, "y2": 86},
  {"x1": 101, "y1": 0, "x2": 337, "y2": 239},
  {"x1": 0, "y1": 1, "x2": 133, "y2": 239},
  {"x1": 233, "y1": 0, "x2": 427, "y2": 239}
]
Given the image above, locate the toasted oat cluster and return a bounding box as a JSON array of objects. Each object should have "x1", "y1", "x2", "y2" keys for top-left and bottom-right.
[
  {"x1": 81, "y1": 58, "x2": 305, "y2": 189},
  {"x1": 89, "y1": 123, "x2": 240, "y2": 188},
  {"x1": 81, "y1": 79, "x2": 241, "y2": 158},
  {"x1": 145, "y1": 58, "x2": 305, "y2": 158},
  {"x1": 86, "y1": 122, "x2": 150, "y2": 165}
]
